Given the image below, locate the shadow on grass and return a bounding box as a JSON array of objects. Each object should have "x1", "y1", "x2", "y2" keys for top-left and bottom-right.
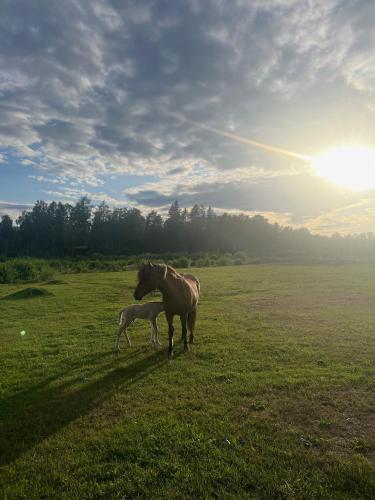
[{"x1": 0, "y1": 348, "x2": 173, "y2": 466}]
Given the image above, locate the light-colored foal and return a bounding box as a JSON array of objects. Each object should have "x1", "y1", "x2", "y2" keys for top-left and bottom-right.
[{"x1": 115, "y1": 301, "x2": 164, "y2": 352}]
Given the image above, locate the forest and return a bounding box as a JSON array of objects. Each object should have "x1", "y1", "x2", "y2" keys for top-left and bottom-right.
[{"x1": 1, "y1": 196, "x2": 375, "y2": 260}]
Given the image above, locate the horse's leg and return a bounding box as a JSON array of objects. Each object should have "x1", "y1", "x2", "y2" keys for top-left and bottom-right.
[
  {"x1": 166, "y1": 311, "x2": 174, "y2": 357},
  {"x1": 187, "y1": 309, "x2": 197, "y2": 344},
  {"x1": 180, "y1": 313, "x2": 189, "y2": 352}
]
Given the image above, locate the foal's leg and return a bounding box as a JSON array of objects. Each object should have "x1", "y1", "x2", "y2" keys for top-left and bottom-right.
[
  {"x1": 165, "y1": 311, "x2": 174, "y2": 357},
  {"x1": 149, "y1": 320, "x2": 154, "y2": 344},
  {"x1": 114, "y1": 325, "x2": 124, "y2": 352},
  {"x1": 180, "y1": 313, "x2": 189, "y2": 352},
  {"x1": 151, "y1": 317, "x2": 161, "y2": 346},
  {"x1": 123, "y1": 325, "x2": 132, "y2": 347},
  {"x1": 115, "y1": 318, "x2": 133, "y2": 351}
]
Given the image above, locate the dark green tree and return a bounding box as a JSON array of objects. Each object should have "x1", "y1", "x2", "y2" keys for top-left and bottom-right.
[
  {"x1": 145, "y1": 210, "x2": 164, "y2": 253},
  {"x1": 187, "y1": 204, "x2": 206, "y2": 252},
  {"x1": 164, "y1": 201, "x2": 185, "y2": 251},
  {"x1": 67, "y1": 196, "x2": 92, "y2": 251},
  {"x1": 0, "y1": 215, "x2": 13, "y2": 255},
  {"x1": 90, "y1": 202, "x2": 112, "y2": 253}
]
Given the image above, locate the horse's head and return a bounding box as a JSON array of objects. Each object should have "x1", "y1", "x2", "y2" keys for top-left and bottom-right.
[{"x1": 134, "y1": 263, "x2": 166, "y2": 300}]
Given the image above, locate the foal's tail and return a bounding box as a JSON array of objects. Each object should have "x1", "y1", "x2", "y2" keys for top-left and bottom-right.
[{"x1": 118, "y1": 310, "x2": 124, "y2": 326}]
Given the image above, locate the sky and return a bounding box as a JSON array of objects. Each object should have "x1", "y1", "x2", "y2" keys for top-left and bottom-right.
[{"x1": 1, "y1": 0, "x2": 375, "y2": 234}]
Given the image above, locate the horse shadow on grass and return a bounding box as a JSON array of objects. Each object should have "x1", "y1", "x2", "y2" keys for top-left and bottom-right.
[{"x1": 0, "y1": 348, "x2": 175, "y2": 466}]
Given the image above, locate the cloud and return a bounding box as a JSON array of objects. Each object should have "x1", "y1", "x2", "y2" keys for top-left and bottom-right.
[
  {"x1": 28, "y1": 175, "x2": 63, "y2": 184},
  {"x1": 43, "y1": 188, "x2": 126, "y2": 207},
  {"x1": 304, "y1": 197, "x2": 375, "y2": 235},
  {"x1": 1, "y1": 2, "x2": 373, "y2": 171},
  {"x1": 125, "y1": 171, "x2": 353, "y2": 214},
  {"x1": 0, "y1": 201, "x2": 31, "y2": 220}
]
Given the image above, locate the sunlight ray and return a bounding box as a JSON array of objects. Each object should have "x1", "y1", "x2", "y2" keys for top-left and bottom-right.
[{"x1": 183, "y1": 118, "x2": 310, "y2": 162}]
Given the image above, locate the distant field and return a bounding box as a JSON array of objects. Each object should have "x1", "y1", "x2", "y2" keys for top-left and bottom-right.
[{"x1": 0, "y1": 265, "x2": 374, "y2": 499}]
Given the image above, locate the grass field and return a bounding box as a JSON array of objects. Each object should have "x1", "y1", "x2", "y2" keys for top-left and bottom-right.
[{"x1": 0, "y1": 265, "x2": 374, "y2": 499}]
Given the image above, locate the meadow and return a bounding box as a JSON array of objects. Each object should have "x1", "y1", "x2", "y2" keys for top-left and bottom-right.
[{"x1": 0, "y1": 265, "x2": 374, "y2": 499}]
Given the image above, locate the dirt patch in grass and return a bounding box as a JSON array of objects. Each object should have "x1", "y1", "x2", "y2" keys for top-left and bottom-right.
[{"x1": 266, "y1": 387, "x2": 375, "y2": 461}]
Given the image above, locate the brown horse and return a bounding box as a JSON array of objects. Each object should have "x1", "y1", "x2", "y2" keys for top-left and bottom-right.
[{"x1": 134, "y1": 263, "x2": 200, "y2": 356}]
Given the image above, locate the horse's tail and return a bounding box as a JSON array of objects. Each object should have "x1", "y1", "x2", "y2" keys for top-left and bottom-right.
[{"x1": 187, "y1": 308, "x2": 197, "y2": 334}]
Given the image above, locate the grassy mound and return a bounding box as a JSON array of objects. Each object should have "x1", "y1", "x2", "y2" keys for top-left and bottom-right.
[{"x1": 2, "y1": 287, "x2": 53, "y2": 300}]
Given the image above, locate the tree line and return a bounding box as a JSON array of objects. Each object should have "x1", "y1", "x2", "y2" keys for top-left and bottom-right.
[{"x1": 1, "y1": 197, "x2": 375, "y2": 260}]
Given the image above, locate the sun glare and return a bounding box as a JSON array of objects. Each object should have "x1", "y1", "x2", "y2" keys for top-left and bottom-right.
[{"x1": 311, "y1": 146, "x2": 375, "y2": 191}]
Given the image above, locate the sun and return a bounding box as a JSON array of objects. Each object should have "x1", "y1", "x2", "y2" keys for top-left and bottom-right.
[{"x1": 311, "y1": 146, "x2": 375, "y2": 191}]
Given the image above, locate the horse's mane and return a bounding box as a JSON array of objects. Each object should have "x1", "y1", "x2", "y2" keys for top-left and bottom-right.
[
  {"x1": 166, "y1": 264, "x2": 179, "y2": 276},
  {"x1": 137, "y1": 263, "x2": 178, "y2": 280}
]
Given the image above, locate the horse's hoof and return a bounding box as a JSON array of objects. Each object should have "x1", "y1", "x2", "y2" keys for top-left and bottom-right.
[
  {"x1": 168, "y1": 350, "x2": 174, "y2": 358},
  {"x1": 184, "y1": 345, "x2": 190, "y2": 353}
]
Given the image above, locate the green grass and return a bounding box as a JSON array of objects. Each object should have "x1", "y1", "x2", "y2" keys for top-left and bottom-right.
[{"x1": 0, "y1": 265, "x2": 374, "y2": 499}]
